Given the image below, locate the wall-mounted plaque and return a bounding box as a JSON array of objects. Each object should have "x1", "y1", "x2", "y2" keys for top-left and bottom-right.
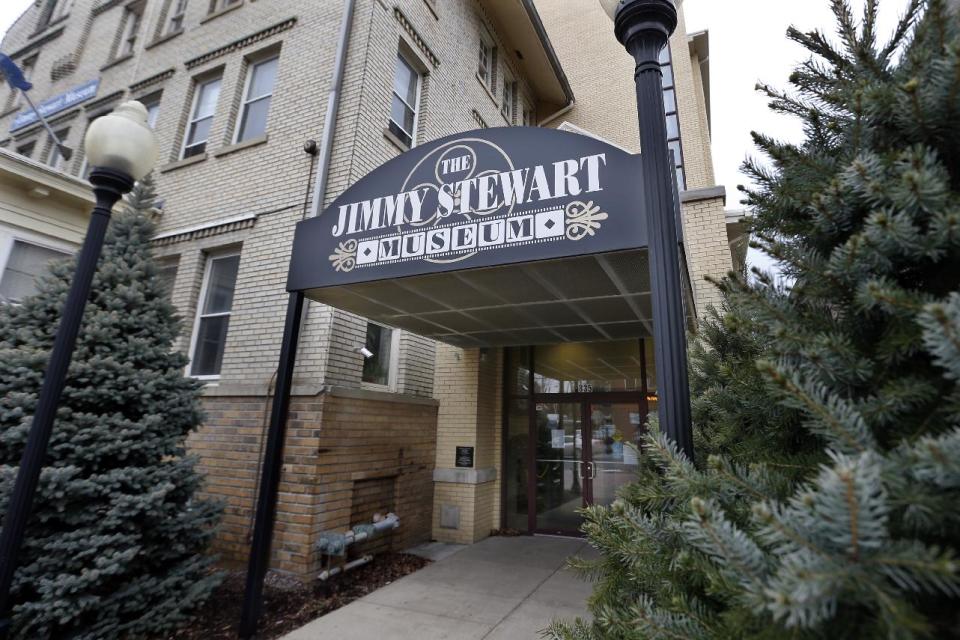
[{"x1": 455, "y1": 446, "x2": 474, "y2": 468}]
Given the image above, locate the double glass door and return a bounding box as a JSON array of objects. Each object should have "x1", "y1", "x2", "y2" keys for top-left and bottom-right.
[
  {"x1": 532, "y1": 400, "x2": 644, "y2": 535},
  {"x1": 504, "y1": 340, "x2": 655, "y2": 536}
]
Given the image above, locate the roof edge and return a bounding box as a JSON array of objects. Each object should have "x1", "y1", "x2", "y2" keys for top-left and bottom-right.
[{"x1": 519, "y1": 0, "x2": 575, "y2": 106}]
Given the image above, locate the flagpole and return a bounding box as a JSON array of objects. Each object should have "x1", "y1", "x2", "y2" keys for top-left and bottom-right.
[{"x1": 20, "y1": 92, "x2": 72, "y2": 162}]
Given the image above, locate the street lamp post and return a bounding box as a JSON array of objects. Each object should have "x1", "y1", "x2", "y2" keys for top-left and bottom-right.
[
  {"x1": 0, "y1": 101, "x2": 158, "y2": 636},
  {"x1": 599, "y1": 0, "x2": 694, "y2": 459}
]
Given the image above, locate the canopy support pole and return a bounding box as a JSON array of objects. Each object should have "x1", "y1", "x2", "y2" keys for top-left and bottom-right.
[{"x1": 238, "y1": 290, "x2": 305, "y2": 638}]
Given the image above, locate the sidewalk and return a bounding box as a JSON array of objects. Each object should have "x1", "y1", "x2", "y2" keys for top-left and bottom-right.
[{"x1": 283, "y1": 536, "x2": 595, "y2": 639}]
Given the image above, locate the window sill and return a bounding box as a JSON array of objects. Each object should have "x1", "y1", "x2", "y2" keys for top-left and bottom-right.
[
  {"x1": 201, "y1": 2, "x2": 243, "y2": 25},
  {"x1": 213, "y1": 134, "x2": 268, "y2": 158},
  {"x1": 101, "y1": 53, "x2": 134, "y2": 72},
  {"x1": 0, "y1": 105, "x2": 19, "y2": 119},
  {"x1": 476, "y1": 72, "x2": 499, "y2": 109},
  {"x1": 145, "y1": 29, "x2": 184, "y2": 50},
  {"x1": 361, "y1": 381, "x2": 398, "y2": 394},
  {"x1": 160, "y1": 153, "x2": 208, "y2": 173},
  {"x1": 383, "y1": 128, "x2": 411, "y2": 152}
]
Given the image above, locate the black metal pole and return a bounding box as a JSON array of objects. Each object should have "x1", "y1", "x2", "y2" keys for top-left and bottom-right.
[
  {"x1": 238, "y1": 290, "x2": 304, "y2": 639},
  {"x1": 0, "y1": 167, "x2": 134, "y2": 637},
  {"x1": 614, "y1": 0, "x2": 694, "y2": 460}
]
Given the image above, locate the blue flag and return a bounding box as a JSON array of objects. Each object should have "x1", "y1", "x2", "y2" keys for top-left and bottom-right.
[{"x1": 0, "y1": 54, "x2": 33, "y2": 92}]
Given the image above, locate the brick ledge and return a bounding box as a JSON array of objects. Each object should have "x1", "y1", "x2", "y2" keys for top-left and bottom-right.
[{"x1": 680, "y1": 185, "x2": 726, "y2": 204}]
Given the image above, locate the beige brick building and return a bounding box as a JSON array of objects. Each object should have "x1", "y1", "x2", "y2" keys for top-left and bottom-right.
[{"x1": 0, "y1": 0, "x2": 737, "y2": 578}]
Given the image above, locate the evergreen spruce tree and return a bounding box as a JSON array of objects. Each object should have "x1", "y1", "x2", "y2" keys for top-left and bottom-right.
[
  {"x1": 546, "y1": 0, "x2": 960, "y2": 637},
  {"x1": 0, "y1": 176, "x2": 222, "y2": 639}
]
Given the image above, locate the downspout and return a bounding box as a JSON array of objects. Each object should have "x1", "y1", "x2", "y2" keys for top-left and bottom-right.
[
  {"x1": 248, "y1": 0, "x2": 355, "y2": 538},
  {"x1": 308, "y1": 0, "x2": 356, "y2": 219}
]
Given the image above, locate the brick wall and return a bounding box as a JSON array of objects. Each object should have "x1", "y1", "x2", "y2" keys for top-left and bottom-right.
[
  {"x1": 431, "y1": 345, "x2": 502, "y2": 544},
  {"x1": 681, "y1": 195, "x2": 731, "y2": 314},
  {"x1": 191, "y1": 390, "x2": 437, "y2": 579}
]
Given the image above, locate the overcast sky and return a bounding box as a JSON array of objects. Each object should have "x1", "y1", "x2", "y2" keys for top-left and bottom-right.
[{"x1": 0, "y1": 0, "x2": 913, "y2": 272}]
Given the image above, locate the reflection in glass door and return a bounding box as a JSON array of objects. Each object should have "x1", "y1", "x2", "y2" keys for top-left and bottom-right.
[
  {"x1": 587, "y1": 403, "x2": 643, "y2": 509},
  {"x1": 503, "y1": 340, "x2": 653, "y2": 536},
  {"x1": 534, "y1": 403, "x2": 585, "y2": 534}
]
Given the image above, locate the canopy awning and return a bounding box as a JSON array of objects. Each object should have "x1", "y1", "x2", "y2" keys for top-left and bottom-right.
[{"x1": 289, "y1": 127, "x2": 693, "y2": 348}]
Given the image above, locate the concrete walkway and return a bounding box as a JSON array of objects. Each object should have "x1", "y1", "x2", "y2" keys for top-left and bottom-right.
[{"x1": 283, "y1": 536, "x2": 595, "y2": 639}]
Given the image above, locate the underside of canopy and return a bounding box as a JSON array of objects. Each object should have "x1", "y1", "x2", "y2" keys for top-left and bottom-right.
[{"x1": 303, "y1": 248, "x2": 695, "y2": 348}]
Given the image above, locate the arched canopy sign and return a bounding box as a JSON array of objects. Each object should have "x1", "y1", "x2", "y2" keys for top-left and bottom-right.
[{"x1": 288, "y1": 127, "x2": 676, "y2": 347}]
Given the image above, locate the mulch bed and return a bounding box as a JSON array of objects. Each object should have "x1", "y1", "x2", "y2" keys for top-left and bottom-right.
[{"x1": 166, "y1": 553, "x2": 431, "y2": 640}]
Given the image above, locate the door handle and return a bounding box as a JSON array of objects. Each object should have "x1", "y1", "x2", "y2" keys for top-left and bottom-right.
[
  {"x1": 577, "y1": 461, "x2": 586, "y2": 479},
  {"x1": 590, "y1": 462, "x2": 597, "y2": 480}
]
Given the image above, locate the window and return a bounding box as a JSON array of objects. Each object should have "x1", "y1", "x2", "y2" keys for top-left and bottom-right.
[
  {"x1": 141, "y1": 93, "x2": 161, "y2": 128},
  {"x1": 388, "y1": 52, "x2": 420, "y2": 148},
  {"x1": 478, "y1": 28, "x2": 495, "y2": 88},
  {"x1": 0, "y1": 240, "x2": 70, "y2": 304},
  {"x1": 157, "y1": 260, "x2": 179, "y2": 301},
  {"x1": 659, "y1": 45, "x2": 686, "y2": 192},
  {"x1": 16, "y1": 141, "x2": 35, "y2": 160},
  {"x1": 522, "y1": 104, "x2": 535, "y2": 127},
  {"x1": 118, "y1": 3, "x2": 144, "y2": 58},
  {"x1": 182, "y1": 75, "x2": 221, "y2": 158},
  {"x1": 189, "y1": 253, "x2": 239, "y2": 377},
  {"x1": 44, "y1": 128, "x2": 69, "y2": 171},
  {"x1": 362, "y1": 322, "x2": 398, "y2": 388},
  {"x1": 39, "y1": 0, "x2": 72, "y2": 28},
  {"x1": 235, "y1": 55, "x2": 278, "y2": 143},
  {"x1": 501, "y1": 73, "x2": 516, "y2": 123},
  {"x1": 165, "y1": 0, "x2": 188, "y2": 34},
  {"x1": 208, "y1": 0, "x2": 240, "y2": 14},
  {"x1": 51, "y1": 0, "x2": 74, "y2": 21}
]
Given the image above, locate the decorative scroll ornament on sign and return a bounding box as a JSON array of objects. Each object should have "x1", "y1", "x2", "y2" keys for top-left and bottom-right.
[
  {"x1": 329, "y1": 239, "x2": 358, "y2": 273},
  {"x1": 565, "y1": 201, "x2": 608, "y2": 241}
]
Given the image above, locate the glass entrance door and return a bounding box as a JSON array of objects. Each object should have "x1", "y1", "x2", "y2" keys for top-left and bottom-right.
[
  {"x1": 534, "y1": 402, "x2": 586, "y2": 534},
  {"x1": 586, "y1": 402, "x2": 643, "y2": 509},
  {"x1": 503, "y1": 340, "x2": 654, "y2": 536}
]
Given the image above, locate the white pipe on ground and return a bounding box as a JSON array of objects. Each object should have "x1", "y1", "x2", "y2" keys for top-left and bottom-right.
[{"x1": 318, "y1": 555, "x2": 374, "y2": 582}]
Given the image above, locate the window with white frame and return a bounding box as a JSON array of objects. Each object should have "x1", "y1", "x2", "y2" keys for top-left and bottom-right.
[
  {"x1": 235, "y1": 55, "x2": 278, "y2": 143},
  {"x1": 0, "y1": 239, "x2": 70, "y2": 304},
  {"x1": 189, "y1": 253, "x2": 240, "y2": 377},
  {"x1": 142, "y1": 93, "x2": 161, "y2": 129},
  {"x1": 117, "y1": 3, "x2": 144, "y2": 58},
  {"x1": 182, "y1": 75, "x2": 221, "y2": 158},
  {"x1": 477, "y1": 27, "x2": 495, "y2": 88},
  {"x1": 388, "y1": 52, "x2": 420, "y2": 149},
  {"x1": 362, "y1": 322, "x2": 399, "y2": 389},
  {"x1": 165, "y1": 0, "x2": 188, "y2": 34},
  {"x1": 44, "y1": 128, "x2": 69, "y2": 171}
]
